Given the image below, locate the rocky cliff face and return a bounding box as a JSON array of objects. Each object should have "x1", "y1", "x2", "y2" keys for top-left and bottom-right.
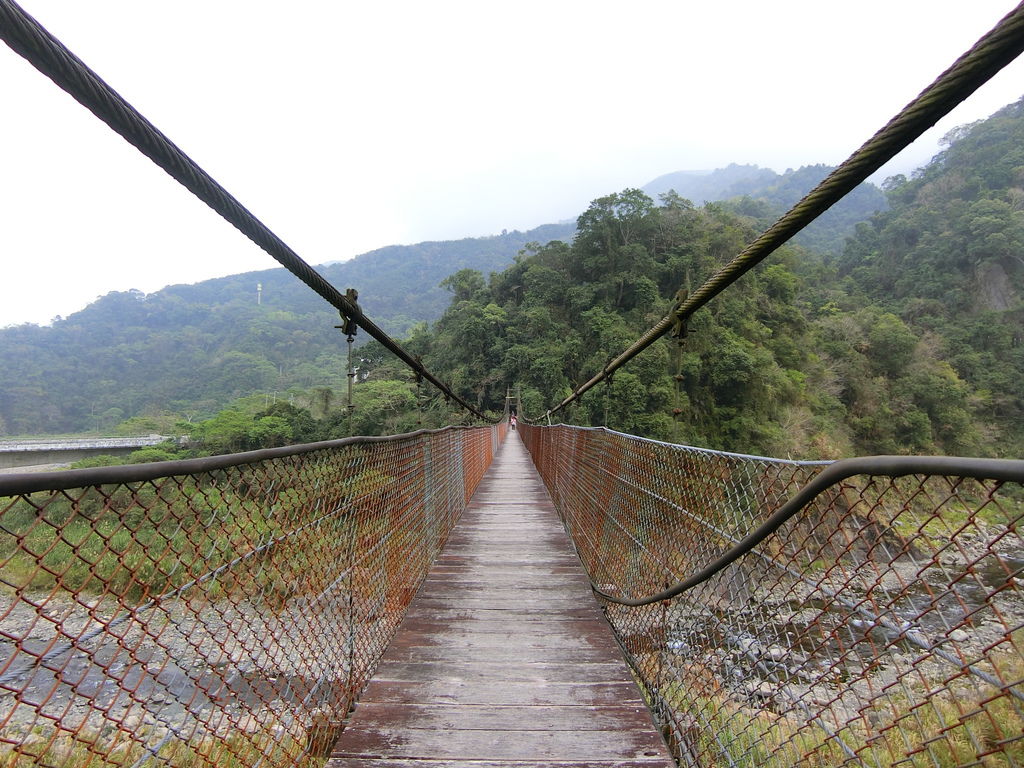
[{"x1": 976, "y1": 257, "x2": 1022, "y2": 312}]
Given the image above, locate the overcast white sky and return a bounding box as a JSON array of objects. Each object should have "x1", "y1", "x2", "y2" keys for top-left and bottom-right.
[{"x1": 2, "y1": 1, "x2": 1023, "y2": 327}]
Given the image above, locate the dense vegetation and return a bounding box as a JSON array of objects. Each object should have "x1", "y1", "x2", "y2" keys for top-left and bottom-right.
[
  {"x1": 67, "y1": 351, "x2": 463, "y2": 468},
  {"x1": 2, "y1": 98, "x2": 1021, "y2": 461},
  {"x1": 833, "y1": 100, "x2": 1024, "y2": 456},
  {"x1": 418, "y1": 99, "x2": 1024, "y2": 458},
  {"x1": 0, "y1": 223, "x2": 570, "y2": 436},
  {"x1": 0, "y1": 166, "x2": 879, "y2": 440}
]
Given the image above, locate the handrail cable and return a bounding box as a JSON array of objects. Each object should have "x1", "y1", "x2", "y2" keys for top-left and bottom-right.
[
  {"x1": 590, "y1": 453, "x2": 1024, "y2": 606},
  {"x1": 540, "y1": 2, "x2": 1024, "y2": 420},
  {"x1": 579, "y1": 456, "x2": 1024, "y2": 707},
  {"x1": 0, "y1": 424, "x2": 482, "y2": 496},
  {"x1": 550, "y1": 431, "x2": 1024, "y2": 697},
  {"x1": 0, "y1": 0, "x2": 491, "y2": 422},
  {"x1": 575, "y1": 448, "x2": 1024, "y2": 705}
]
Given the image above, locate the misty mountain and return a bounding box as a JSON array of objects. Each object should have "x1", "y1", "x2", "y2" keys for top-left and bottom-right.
[
  {"x1": 169, "y1": 221, "x2": 577, "y2": 337},
  {"x1": 643, "y1": 164, "x2": 779, "y2": 204},
  {"x1": 643, "y1": 163, "x2": 887, "y2": 253}
]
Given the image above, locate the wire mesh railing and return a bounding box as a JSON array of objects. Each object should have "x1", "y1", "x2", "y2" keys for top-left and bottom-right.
[
  {"x1": 0, "y1": 423, "x2": 504, "y2": 768},
  {"x1": 520, "y1": 423, "x2": 1024, "y2": 768}
]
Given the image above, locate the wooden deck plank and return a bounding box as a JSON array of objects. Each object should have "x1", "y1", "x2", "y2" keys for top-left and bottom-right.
[
  {"x1": 354, "y1": 680, "x2": 647, "y2": 708},
  {"x1": 346, "y1": 703, "x2": 662, "y2": 731},
  {"x1": 370, "y1": 660, "x2": 639, "y2": 684},
  {"x1": 331, "y1": 728, "x2": 672, "y2": 761},
  {"x1": 327, "y1": 433, "x2": 673, "y2": 768},
  {"x1": 390, "y1": 645, "x2": 620, "y2": 665}
]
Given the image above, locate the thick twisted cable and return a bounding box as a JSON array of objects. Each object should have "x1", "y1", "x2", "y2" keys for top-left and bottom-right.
[
  {"x1": 592, "y1": 454, "x2": 1024, "y2": 606},
  {"x1": 544, "y1": 2, "x2": 1024, "y2": 419},
  {"x1": 0, "y1": 0, "x2": 490, "y2": 422}
]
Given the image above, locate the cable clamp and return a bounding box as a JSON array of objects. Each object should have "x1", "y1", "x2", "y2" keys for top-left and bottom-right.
[
  {"x1": 670, "y1": 288, "x2": 689, "y2": 339},
  {"x1": 335, "y1": 288, "x2": 360, "y2": 338}
]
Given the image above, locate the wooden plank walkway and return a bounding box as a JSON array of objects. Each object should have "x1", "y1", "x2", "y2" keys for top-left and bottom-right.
[{"x1": 326, "y1": 432, "x2": 674, "y2": 768}]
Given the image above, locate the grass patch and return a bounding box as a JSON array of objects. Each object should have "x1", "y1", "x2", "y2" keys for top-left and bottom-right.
[{"x1": 654, "y1": 651, "x2": 1024, "y2": 767}]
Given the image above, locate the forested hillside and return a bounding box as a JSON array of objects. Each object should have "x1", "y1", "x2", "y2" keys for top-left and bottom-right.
[
  {"x1": 421, "y1": 99, "x2": 1024, "y2": 458},
  {"x1": 0, "y1": 223, "x2": 571, "y2": 435},
  {"x1": 2, "y1": 98, "x2": 1021, "y2": 460},
  {"x1": 0, "y1": 161, "x2": 876, "y2": 439},
  {"x1": 834, "y1": 98, "x2": 1024, "y2": 454}
]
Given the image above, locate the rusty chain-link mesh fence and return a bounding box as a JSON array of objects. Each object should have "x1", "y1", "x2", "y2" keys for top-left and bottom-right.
[
  {"x1": 0, "y1": 424, "x2": 504, "y2": 768},
  {"x1": 521, "y1": 424, "x2": 1024, "y2": 768}
]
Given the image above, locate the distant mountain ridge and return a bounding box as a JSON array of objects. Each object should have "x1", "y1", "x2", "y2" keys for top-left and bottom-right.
[
  {"x1": 643, "y1": 164, "x2": 778, "y2": 204},
  {"x1": 156, "y1": 220, "x2": 577, "y2": 337},
  {"x1": 0, "y1": 222, "x2": 573, "y2": 435},
  {"x1": 643, "y1": 163, "x2": 887, "y2": 254}
]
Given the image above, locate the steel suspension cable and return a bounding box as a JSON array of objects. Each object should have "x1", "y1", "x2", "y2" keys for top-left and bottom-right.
[
  {"x1": 0, "y1": 0, "x2": 491, "y2": 422},
  {"x1": 542, "y1": 2, "x2": 1024, "y2": 420}
]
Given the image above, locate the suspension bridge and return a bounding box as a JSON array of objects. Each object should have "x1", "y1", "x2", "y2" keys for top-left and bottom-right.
[{"x1": 1, "y1": 1, "x2": 1024, "y2": 766}]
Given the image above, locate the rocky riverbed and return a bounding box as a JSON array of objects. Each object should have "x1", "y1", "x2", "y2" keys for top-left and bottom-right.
[
  {"x1": 0, "y1": 590, "x2": 362, "y2": 761},
  {"x1": 614, "y1": 526, "x2": 1024, "y2": 761}
]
